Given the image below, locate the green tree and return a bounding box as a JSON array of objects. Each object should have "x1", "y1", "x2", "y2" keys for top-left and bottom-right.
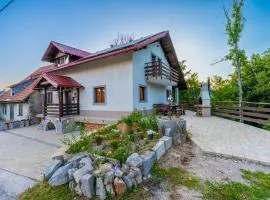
[
  {"x1": 224, "y1": 0, "x2": 246, "y2": 121},
  {"x1": 179, "y1": 60, "x2": 200, "y2": 102}
]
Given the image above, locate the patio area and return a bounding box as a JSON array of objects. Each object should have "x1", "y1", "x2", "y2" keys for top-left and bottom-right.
[{"x1": 182, "y1": 111, "x2": 270, "y2": 166}]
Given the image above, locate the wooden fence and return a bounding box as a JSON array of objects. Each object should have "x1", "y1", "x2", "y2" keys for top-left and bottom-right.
[{"x1": 211, "y1": 101, "x2": 270, "y2": 126}]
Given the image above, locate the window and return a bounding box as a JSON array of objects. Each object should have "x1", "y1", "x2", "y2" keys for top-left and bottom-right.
[
  {"x1": 47, "y1": 92, "x2": 53, "y2": 104},
  {"x1": 94, "y1": 86, "x2": 106, "y2": 104},
  {"x1": 3, "y1": 104, "x2": 6, "y2": 115},
  {"x1": 18, "y1": 104, "x2": 23, "y2": 116},
  {"x1": 55, "y1": 56, "x2": 66, "y2": 65},
  {"x1": 139, "y1": 85, "x2": 147, "y2": 102}
]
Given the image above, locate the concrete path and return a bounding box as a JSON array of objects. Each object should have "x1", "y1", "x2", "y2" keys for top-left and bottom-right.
[
  {"x1": 0, "y1": 126, "x2": 67, "y2": 199},
  {"x1": 0, "y1": 168, "x2": 35, "y2": 200},
  {"x1": 182, "y1": 111, "x2": 270, "y2": 165}
]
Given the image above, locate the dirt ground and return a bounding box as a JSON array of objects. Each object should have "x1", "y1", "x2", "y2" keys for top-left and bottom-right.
[{"x1": 147, "y1": 139, "x2": 270, "y2": 200}]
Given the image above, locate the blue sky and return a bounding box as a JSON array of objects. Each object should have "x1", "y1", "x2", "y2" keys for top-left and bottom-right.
[{"x1": 0, "y1": 0, "x2": 270, "y2": 89}]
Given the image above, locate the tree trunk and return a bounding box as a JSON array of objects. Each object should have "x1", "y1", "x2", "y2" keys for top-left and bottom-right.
[{"x1": 235, "y1": 43, "x2": 243, "y2": 123}]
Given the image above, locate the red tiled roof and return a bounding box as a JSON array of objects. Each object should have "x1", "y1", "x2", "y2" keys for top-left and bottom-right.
[
  {"x1": 42, "y1": 41, "x2": 91, "y2": 61},
  {"x1": 49, "y1": 31, "x2": 170, "y2": 73},
  {"x1": 0, "y1": 80, "x2": 38, "y2": 103},
  {"x1": 33, "y1": 73, "x2": 83, "y2": 89},
  {"x1": 45, "y1": 31, "x2": 186, "y2": 89}
]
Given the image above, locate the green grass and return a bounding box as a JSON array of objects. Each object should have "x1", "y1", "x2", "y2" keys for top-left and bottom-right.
[
  {"x1": 151, "y1": 163, "x2": 201, "y2": 190},
  {"x1": 202, "y1": 169, "x2": 270, "y2": 200},
  {"x1": 18, "y1": 182, "x2": 78, "y2": 200},
  {"x1": 19, "y1": 182, "x2": 151, "y2": 200}
]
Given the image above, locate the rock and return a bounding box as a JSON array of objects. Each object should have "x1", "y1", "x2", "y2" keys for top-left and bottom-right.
[
  {"x1": 69, "y1": 180, "x2": 75, "y2": 191},
  {"x1": 80, "y1": 173, "x2": 95, "y2": 199},
  {"x1": 44, "y1": 160, "x2": 63, "y2": 180},
  {"x1": 123, "y1": 175, "x2": 133, "y2": 188},
  {"x1": 79, "y1": 157, "x2": 92, "y2": 168},
  {"x1": 94, "y1": 163, "x2": 113, "y2": 177},
  {"x1": 104, "y1": 170, "x2": 115, "y2": 185},
  {"x1": 105, "y1": 183, "x2": 115, "y2": 196},
  {"x1": 75, "y1": 184, "x2": 82, "y2": 196},
  {"x1": 152, "y1": 140, "x2": 166, "y2": 160},
  {"x1": 67, "y1": 152, "x2": 89, "y2": 167},
  {"x1": 107, "y1": 157, "x2": 120, "y2": 166},
  {"x1": 114, "y1": 177, "x2": 126, "y2": 195},
  {"x1": 121, "y1": 164, "x2": 130, "y2": 175},
  {"x1": 126, "y1": 153, "x2": 143, "y2": 167},
  {"x1": 157, "y1": 119, "x2": 179, "y2": 136},
  {"x1": 131, "y1": 167, "x2": 142, "y2": 184},
  {"x1": 51, "y1": 146, "x2": 68, "y2": 161},
  {"x1": 172, "y1": 134, "x2": 180, "y2": 145},
  {"x1": 68, "y1": 168, "x2": 77, "y2": 180},
  {"x1": 140, "y1": 151, "x2": 156, "y2": 178},
  {"x1": 160, "y1": 136, "x2": 172, "y2": 151},
  {"x1": 115, "y1": 168, "x2": 124, "y2": 178},
  {"x1": 96, "y1": 177, "x2": 106, "y2": 200},
  {"x1": 73, "y1": 164, "x2": 94, "y2": 183},
  {"x1": 48, "y1": 163, "x2": 73, "y2": 186},
  {"x1": 165, "y1": 128, "x2": 172, "y2": 137}
]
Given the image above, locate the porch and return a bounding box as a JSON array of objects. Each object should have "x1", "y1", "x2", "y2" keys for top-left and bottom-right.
[{"x1": 33, "y1": 73, "x2": 83, "y2": 119}]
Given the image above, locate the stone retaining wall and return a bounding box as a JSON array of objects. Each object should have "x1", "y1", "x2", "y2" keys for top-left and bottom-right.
[
  {"x1": 0, "y1": 118, "x2": 37, "y2": 131},
  {"x1": 44, "y1": 118, "x2": 186, "y2": 199}
]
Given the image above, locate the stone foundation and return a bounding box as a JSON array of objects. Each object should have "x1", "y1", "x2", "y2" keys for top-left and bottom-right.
[{"x1": 38, "y1": 117, "x2": 78, "y2": 134}]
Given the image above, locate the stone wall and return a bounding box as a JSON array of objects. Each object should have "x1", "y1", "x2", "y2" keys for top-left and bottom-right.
[{"x1": 44, "y1": 118, "x2": 186, "y2": 199}]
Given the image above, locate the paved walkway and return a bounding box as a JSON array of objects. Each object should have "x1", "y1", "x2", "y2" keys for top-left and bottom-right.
[
  {"x1": 182, "y1": 111, "x2": 270, "y2": 165},
  {"x1": 0, "y1": 126, "x2": 70, "y2": 199}
]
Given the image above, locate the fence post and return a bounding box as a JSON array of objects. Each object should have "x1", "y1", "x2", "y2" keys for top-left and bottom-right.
[{"x1": 240, "y1": 101, "x2": 243, "y2": 123}]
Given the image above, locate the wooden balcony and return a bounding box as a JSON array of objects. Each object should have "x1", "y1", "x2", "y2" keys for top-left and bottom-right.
[
  {"x1": 145, "y1": 61, "x2": 179, "y2": 86},
  {"x1": 45, "y1": 103, "x2": 80, "y2": 117}
]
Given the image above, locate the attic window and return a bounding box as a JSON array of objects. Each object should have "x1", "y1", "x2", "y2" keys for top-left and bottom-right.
[{"x1": 55, "y1": 56, "x2": 67, "y2": 65}]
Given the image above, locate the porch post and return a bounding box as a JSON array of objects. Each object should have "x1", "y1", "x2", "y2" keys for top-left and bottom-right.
[
  {"x1": 77, "y1": 88, "x2": 80, "y2": 115},
  {"x1": 44, "y1": 87, "x2": 47, "y2": 119},
  {"x1": 58, "y1": 87, "x2": 63, "y2": 120}
]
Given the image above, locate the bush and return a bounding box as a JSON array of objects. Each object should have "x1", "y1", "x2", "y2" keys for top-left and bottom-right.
[
  {"x1": 111, "y1": 143, "x2": 131, "y2": 164},
  {"x1": 109, "y1": 139, "x2": 119, "y2": 150},
  {"x1": 94, "y1": 135, "x2": 104, "y2": 145}
]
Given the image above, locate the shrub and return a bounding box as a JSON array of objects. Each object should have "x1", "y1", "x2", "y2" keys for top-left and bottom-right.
[
  {"x1": 128, "y1": 134, "x2": 136, "y2": 142},
  {"x1": 109, "y1": 139, "x2": 119, "y2": 150},
  {"x1": 121, "y1": 112, "x2": 143, "y2": 126},
  {"x1": 111, "y1": 143, "x2": 131, "y2": 164},
  {"x1": 94, "y1": 135, "x2": 104, "y2": 145}
]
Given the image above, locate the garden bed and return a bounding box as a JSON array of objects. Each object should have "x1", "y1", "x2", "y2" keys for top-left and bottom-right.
[
  {"x1": 65, "y1": 112, "x2": 160, "y2": 164},
  {"x1": 40, "y1": 112, "x2": 182, "y2": 199}
]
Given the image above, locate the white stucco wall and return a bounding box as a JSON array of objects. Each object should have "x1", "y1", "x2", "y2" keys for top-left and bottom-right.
[
  {"x1": 132, "y1": 41, "x2": 172, "y2": 110},
  {"x1": 0, "y1": 103, "x2": 30, "y2": 121},
  {"x1": 55, "y1": 53, "x2": 134, "y2": 112}
]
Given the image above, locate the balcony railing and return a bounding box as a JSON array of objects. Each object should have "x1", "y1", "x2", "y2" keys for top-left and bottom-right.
[
  {"x1": 145, "y1": 61, "x2": 179, "y2": 84},
  {"x1": 45, "y1": 103, "x2": 80, "y2": 117}
]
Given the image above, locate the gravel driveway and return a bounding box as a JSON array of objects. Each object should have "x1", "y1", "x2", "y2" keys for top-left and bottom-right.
[{"x1": 0, "y1": 126, "x2": 66, "y2": 199}]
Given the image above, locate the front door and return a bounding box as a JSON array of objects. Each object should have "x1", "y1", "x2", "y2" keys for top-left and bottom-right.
[
  {"x1": 10, "y1": 104, "x2": 14, "y2": 121},
  {"x1": 64, "y1": 91, "x2": 72, "y2": 115}
]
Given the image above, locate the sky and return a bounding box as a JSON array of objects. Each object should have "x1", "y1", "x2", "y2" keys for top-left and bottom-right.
[{"x1": 0, "y1": 0, "x2": 270, "y2": 89}]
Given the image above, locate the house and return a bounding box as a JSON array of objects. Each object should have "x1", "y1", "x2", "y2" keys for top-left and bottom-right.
[{"x1": 0, "y1": 31, "x2": 186, "y2": 133}]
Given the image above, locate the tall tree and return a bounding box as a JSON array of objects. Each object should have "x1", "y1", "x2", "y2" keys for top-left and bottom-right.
[
  {"x1": 224, "y1": 0, "x2": 245, "y2": 122},
  {"x1": 179, "y1": 60, "x2": 201, "y2": 102}
]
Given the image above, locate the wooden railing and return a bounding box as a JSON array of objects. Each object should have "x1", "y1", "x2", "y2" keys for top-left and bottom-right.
[
  {"x1": 145, "y1": 61, "x2": 179, "y2": 83},
  {"x1": 181, "y1": 101, "x2": 198, "y2": 112},
  {"x1": 45, "y1": 103, "x2": 79, "y2": 117},
  {"x1": 212, "y1": 101, "x2": 270, "y2": 126}
]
